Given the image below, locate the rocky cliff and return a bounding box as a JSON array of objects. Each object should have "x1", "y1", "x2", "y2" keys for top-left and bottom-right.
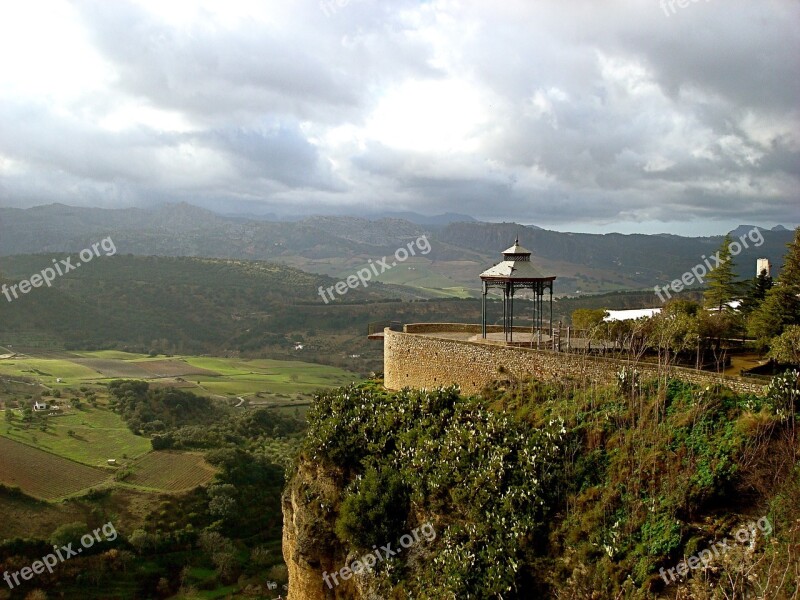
[{"x1": 282, "y1": 458, "x2": 376, "y2": 600}]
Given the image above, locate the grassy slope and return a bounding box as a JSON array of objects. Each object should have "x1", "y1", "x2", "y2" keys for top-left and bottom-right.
[
  {"x1": 0, "y1": 350, "x2": 357, "y2": 508},
  {"x1": 0, "y1": 351, "x2": 359, "y2": 403},
  {"x1": 0, "y1": 436, "x2": 110, "y2": 500},
  {"x1": 1, "y1": 405, "x2": 152, "y2": 466},
  {"x1": 298, "y1": 378, "x2": 799, "y2": 599}
]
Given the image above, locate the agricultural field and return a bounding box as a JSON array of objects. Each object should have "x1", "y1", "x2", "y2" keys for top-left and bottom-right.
[
  {"x1": 0, "y1": 436, "x2": 110, "y2": 500},
  {"x1": 334, "y1": 257, "x2": 474, "y2": 299},
  {"x1": 0, "y1": 349, "x2": 358, "y2": 501},
  {"x1": 183, "y1": 356, "x2": 358, "y2": 402},
  {"x1": 0, "y1": 345, "x2": 312, "y2": 598},
  {"x1": 0, "y1": 350, "x2": 359, "y2": 406},
  {"x1": 124, "y1": 451, "x2": 216, "y2": 492},
  {"x1": 1, "y1": 405, "x2": 152, "y2": 467}
]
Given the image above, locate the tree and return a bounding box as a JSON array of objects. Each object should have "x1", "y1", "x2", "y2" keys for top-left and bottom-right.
[
  {"x1": 208, "y1": 483, "x2": 238, "y2": 522},
  {"x1": 704, "y1": 234, "x2": 738, "y2": 311},
  {"x1": 753, "y1": 268, "x2": 774, "y2": 302},
  {"x1": 768, "y1": 325, "x2": 800, "y2": 366},
  {"x1": 749, "y1": 286, "x2": 798, "y2": 343},
  {"x1": 650, "y1": 303, "x2": 700, "y2": 372},
  {"x1": 571, "y1": 308, "x2": 608, "y2": 330},
  {"x1": 741, "y1": 268, "x2": 773, "y2": 313},
  {"x1": 778, "y1": 226, "x2": 800, "y2": 293},
  {"x1": 50, "y1": 522, "x2": 88, "y2": 548},
  {"x1": 128, "y1": 529, "x2": 153, "y2": 554},
  {"x1": 697, "y1": 308, "x2": 740, "y2": 370},
  {"x1": 749, "y1": 227, "x2": 800, "y2": 342}
]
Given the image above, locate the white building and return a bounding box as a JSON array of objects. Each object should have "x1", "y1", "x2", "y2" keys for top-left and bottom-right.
[
  {"x1": 603, "y1": 308, "x2": 662, "y2": 322},
  {"x1": 756, "y1": 258, "x2": 771, "y2": 277}
]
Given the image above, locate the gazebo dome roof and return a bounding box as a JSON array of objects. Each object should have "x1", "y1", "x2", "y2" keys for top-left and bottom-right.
[
  {"x1": 502, "y1": 238, "x2": 533, "y2": 256},
  {"x1": 480, "y1": 260, "x2": 553, "y2": 280},
  {"x1": 480, "y1": 237, "x2": 556, "y2": 282}
]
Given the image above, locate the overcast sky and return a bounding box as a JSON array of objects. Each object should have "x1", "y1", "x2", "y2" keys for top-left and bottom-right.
[{"x1": 0, "y1": 0, "x2": 798, "y2": 235}]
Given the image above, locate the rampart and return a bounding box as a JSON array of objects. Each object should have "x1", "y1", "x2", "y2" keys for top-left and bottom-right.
[{"x1": 383, "y1": 324, "x2": 766, "y2": 396}]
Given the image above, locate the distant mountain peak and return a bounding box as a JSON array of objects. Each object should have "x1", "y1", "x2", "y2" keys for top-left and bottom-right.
[
  {"x1": 369, "y1": 211, "x2": 476, "y2": 226},
  {"x1": 729, "y1": 224, "x2": 793, "y2": 237}
]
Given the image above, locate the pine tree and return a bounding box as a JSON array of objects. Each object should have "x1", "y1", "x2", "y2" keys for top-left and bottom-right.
[
  {"x1": 741, "y1": 268, "x2": 774, "y2": 313},
  {"x1": 749, "y1": 227, "x2": 800, "y2": 341},
  {"x1": 778, "y1": 226, "x2": 800, "y2": 295},
  {"x1": 704, "y1": 234, "x2": 738, "y2": 311},
  {"x1": 753, "y1": 268, "x2": 774, "y2": 301}
]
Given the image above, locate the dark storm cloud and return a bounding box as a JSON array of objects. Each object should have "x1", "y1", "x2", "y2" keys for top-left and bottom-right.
[
  {"x1": 70, "y1": 0, "x2": 437, "y2": 125},
  {"x1": 204, "y1": 124, "x2": 339, "y2": 190},
  {"x1": 0, "y1": 0, "x2": 797, "y2": 233}
]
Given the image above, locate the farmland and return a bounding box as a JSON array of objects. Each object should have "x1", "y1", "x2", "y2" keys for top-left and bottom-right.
[
  {"x1": 0, "y1": 421, "x2": 216, "y2": 498},
  {"x1": 0, "y1": 349, "x2": 359, "y2": 501},
  {"x1": 125, "y1": 451, "x2": 216, "y2": 491},
  {"x1": 0, "y1": 436, "x2": 110, "y2": 500},
  {"x1": 0, "y1": 349, "x2": 359, "y2": 408},
  {"x1": 1, "y1": 404, "x2": 151, "y2": 467}
]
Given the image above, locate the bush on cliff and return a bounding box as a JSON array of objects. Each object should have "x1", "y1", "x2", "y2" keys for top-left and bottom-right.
[{"x1": 296, "y1": 372, "x2": 799, "y2": 599}]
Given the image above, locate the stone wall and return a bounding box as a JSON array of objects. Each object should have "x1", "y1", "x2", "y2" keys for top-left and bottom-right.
[{"x1": 384, "y1": 325, "x2": 766, "y2": 396}]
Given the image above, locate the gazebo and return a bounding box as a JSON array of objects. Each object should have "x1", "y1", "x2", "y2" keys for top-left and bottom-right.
[{"x1": 480, "y1": 238, "x2": 556, "y2": 342}]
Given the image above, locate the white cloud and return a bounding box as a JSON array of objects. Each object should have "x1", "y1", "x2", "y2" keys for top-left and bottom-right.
[
  {"x1": 365, "y1": 79, "x2": 492, "y2": 154},
  {"x1": 0, "y1": 0, "x2": 797, "y2": 233}
]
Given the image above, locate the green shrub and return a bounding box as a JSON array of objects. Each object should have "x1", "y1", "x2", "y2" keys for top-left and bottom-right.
[{"x1": 335, "y1": 466, "x2": 409, "y2": 550}]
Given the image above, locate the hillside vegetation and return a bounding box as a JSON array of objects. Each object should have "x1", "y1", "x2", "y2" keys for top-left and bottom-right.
[
  {"x1": 0, "y1": 203, "x2": 793, "y2": 296},
  {"x1": 0, "y1": 253, "x2": 708, "y2": 372},
  {"x1": 0, "y1": 379, "x2": 307, "y2": 598},
  {"x1": 288, "y1": 376, "x2": 799, "y2": 599},
  {"x1": 0, "y1": 254, "x2": 419, "y2": 369}
]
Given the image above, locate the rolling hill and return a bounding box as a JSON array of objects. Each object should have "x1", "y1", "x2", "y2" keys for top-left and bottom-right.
[{"x1": 0, "y1": 203, "x2": 793, "y2": 297}]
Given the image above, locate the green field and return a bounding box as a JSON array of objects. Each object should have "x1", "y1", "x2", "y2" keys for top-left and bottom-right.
[
  {"x1": 1, "y1": 405, "x2": 151, "y2": 467},
  {"x1": 125, "y1": 451, "x2": 216, "y2": 491},
  {"x1": 0, "y1": 350, "x2": 360, "y2": 499},
  {"x1": 0, "y1": 357, "x2": 102, "y2": 381},
  {"x1": 0, "y1": 350, "x2": 360, "y2": 405},
  {"x1": 0, "y1": 436, "x2": 110, "y2": 500},
  {"x1": 336, "y1": 258, "x2": 475, "y2": 298},
  {"x1": 184, "y1": 356, "x2": 358, "y2": 398}
]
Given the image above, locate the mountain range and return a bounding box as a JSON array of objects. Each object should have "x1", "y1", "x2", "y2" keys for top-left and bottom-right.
[{"x1": 0, "y1": 203, "x2": 794, "y2": 296}]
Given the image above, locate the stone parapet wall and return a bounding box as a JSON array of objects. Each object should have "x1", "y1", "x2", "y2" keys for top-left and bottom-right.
[{"x1": 384, "y1": 327, "x2": 766, "y2": 396}]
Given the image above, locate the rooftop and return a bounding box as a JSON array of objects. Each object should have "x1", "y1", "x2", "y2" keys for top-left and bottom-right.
[{"x1": 480, "y1": 237, "x2": 556, "y2": 282}]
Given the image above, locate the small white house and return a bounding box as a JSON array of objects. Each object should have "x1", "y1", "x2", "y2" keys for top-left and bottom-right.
[
  {"x1": 603, "y1": 308, "x2": 662, "y2": 322},
  {"x1": 33, "y1": 401, "x2": 49, "y2": 411}
]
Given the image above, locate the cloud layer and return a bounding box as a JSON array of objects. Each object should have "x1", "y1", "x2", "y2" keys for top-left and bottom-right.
[{"x1": 0, "y1": 0, "x2": 798, "y2": 233}]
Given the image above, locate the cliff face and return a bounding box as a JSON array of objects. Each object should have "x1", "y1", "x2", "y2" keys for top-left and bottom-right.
[
  {"x1": 282, "y1": 458, "x2": 371, "y2": 600},
  {"x1": 283, "y1": 381, "x2": 800, "y2": 599}
]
